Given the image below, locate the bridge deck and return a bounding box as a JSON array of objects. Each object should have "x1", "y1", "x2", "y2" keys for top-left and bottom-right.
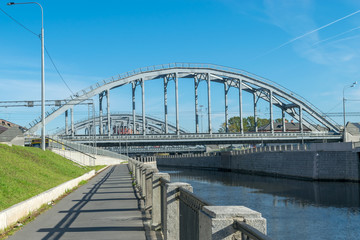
[{"x1": 8, "y1": 165, "x2": 147, "y2": 240}]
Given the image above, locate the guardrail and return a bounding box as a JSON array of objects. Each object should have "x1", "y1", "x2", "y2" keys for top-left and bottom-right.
[
  {"x1": 49, "y1": 136, "x2": 131, "y2": 161},
  {"x1": 128, "y1": 157, "x2": 270, "y2": 240}
]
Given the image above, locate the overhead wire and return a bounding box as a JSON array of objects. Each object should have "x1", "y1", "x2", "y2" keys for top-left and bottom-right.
[{"x1": 0, "y1": 7, "x2": 74, "y2": 95}]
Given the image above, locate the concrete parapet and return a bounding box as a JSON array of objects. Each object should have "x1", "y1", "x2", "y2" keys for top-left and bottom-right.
[
  {"x1": 0, "y1": 170, "x2": 96, "y2": 231},
  {"x1": 151, "y1": 173, "x2": 170, "y2": 230},
  {"x1": 199, "y1": 206, "x2": 266, "y2": 240},
  {"x1": 163, "y1": 182, "x2": 193, "y2": 240}
]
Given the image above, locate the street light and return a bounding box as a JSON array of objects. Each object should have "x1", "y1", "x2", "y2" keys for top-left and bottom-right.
[
  {"x1": 8, "y1": 2, "x2": 46, "y2": 151},
  {"x1": 343, "y1": 81, "x2": 357, "y2": 131}
]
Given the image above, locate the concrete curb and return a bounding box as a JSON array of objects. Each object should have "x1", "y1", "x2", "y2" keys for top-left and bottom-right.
[{"x1": 0, "y1": 170, "x2": 96, "y2": 231}]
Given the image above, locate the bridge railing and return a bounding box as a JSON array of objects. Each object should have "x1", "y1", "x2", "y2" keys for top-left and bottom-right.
[
  {"x1": 128, "y1": 157, "x2": 270, "y2": 240},
  {"x1": 49, "y1": 136, "x2": 131, "y2": 161}
]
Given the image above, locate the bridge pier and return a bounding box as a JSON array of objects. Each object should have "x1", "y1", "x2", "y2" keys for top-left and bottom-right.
[{"x1": 282, "y1": 109, "x2": 286, "y2": 132}]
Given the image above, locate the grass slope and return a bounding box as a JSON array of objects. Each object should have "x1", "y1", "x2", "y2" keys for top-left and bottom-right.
[{"x1": 0, "y1": 144, "x2": 101, "y2": 211}]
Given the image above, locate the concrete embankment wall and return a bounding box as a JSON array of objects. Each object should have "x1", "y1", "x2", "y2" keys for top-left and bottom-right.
[
  {"x1": 0, "y1": 169, "x2": 100, "y2": 231},
  {"x1": 157, "y1": 144, "x2": 360, "y2": 181}
]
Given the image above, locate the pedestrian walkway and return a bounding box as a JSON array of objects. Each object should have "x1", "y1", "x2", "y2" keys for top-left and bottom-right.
[{"x1": 8, "y1": 164, "x2": 147, "y2": 240}]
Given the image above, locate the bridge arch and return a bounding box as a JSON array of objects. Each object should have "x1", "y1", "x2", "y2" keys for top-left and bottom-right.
[
  {"x1": 56, "y1": 113, "x2": 187, "y2": 136},
  {"x1": 27, "y1": 63, "x2": 340, "y2": 135}
]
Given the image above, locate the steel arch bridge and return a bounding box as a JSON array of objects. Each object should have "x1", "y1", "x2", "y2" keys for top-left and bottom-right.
[
  {"x1": 55, "y1": 113, "x2": 187, "y2": 136},
  {"x1": 26, "y1": 63, "x2": 341, "y2": 143}
]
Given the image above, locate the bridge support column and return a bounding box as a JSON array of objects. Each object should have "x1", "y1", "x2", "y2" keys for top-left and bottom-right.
[
  {"x1": 99, "y1": 92, "x2": 104, "y2": 135},
  {"x1": 132, "y1": 81, "x2": 136, "y2": 134},
  {"x1": 164, "y1": 77, "x2": 168, "y2": 134},
  {"x1": 207, "y1": 73, "x2": 212, "y2": 134},
  {"x1": 239, "y1": 79, "x2": 244, "y2": 134},
  {"x1": 224, "y1": 81, "x2": 229, "y2": 133},
  {"x1": 194, "y1": 75, "x2": 199, "y2": 133},
  {"x1": 175, "y1": 73, "x2": 179, "y2": 135},
  {"x1": 282, "y1": 109, "x2": 286, "y2": 132},
  {"x1": 269, "y1": 90, "x2": 274, "y2": 134},
  {"x1": 106, "y1": 89, "x2": 111, "y2": 137},
  {"x1": 253, "y1": 92, "x2": 258, "y2": 132},
  {"x1": 71, "y1": 107, "x2": 74, "y2": 137},
  {"x1": 299, "y1": 106, "x2": 303, "y2": 133},
  {"x1": 142, "y1": 79, "x2": 146, "y2": 135},
  {"x1": 65, "y1": 110, "x2": 68, "y2": 135}
]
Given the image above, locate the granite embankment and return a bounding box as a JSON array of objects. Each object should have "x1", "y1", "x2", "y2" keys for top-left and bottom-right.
[{"x1": 157, "y1": 142, "x2": 360, "y2": 181}]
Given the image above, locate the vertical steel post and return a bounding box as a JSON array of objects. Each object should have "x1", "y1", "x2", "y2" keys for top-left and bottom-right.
[
  {"x1": 71, "y1": 107, "x2": 74, "y2": 137},
  {"x1": 239, "y1": 79, "x2": 244, "y2": 134},
  {"x1": 99, "y1": 93, "x2": 103, "y2": 135},
  {"x1": 164, "y1": 77, "x2": 168, "y2": 134},
  {"x1": 224, "y1": 81, "x2": 229, "y2": 132},
  {"x1": 65, "y1": 110, "x2": 68, "y2": 135},
  {"x1": 282, "y1": 109, "x2": 286, "y2": 132},
  {"x1": 194, "y1": 75, "x2": 199, "y2": 133},
  {"x1": 106, "y1": 89, "x2": 111, "y2": 137},
  {"x1": 175, "y1": 73, "x2": 179, "y2": 135},
  {"x1": 299, "y1": 106, "x2": 303, "y2": 133},
  {"x1": 269, "y1": 90, "x2": 274, "y2": 134},
  {"x1": 207, "y1": 73, "x2": 212, "y2": 134},
  {"x1": 253, "y1": 92, "x2": 258, "y2": 132},
  {"x1": 142, "y1": 79, "x2": 146, "y2": 135},
  {"x1": 132, "y1": 81, "x2": 136, "y2": 134}
]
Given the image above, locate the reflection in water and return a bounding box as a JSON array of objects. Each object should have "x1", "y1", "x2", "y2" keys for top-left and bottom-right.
[{"x1": 159, "y1": 166, "x2": 360, "y2": 240}]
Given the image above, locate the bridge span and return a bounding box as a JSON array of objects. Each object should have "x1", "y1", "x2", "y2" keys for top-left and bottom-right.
[
  {"x1": 60, "y1": 132, "x2": 342, "y2": 147},
  {"x1": 26, "y1": 63, "x2": 341, "y2": 140}
]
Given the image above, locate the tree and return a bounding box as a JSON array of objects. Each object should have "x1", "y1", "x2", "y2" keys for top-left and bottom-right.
[{"x1": 218, "y1": 116, "x2": 270, "y2": 133}]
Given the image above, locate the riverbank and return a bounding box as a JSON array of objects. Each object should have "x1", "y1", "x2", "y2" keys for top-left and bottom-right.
[{"x1": 157, "y1": 142, "x2": 360, "y2": 182}]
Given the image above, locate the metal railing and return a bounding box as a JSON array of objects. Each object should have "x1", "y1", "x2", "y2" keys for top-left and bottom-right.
[
  {"x1": 179, "y1": 187, "x2": 211, "y2": 240},
  {"x1": 233, "y1": 220, "x2": 272, "y2": 240}
]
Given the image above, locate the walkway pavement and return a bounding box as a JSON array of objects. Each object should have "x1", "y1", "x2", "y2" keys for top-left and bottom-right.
[{"x1": 8, "y1": 164, "x2": 147, "y2": 240}]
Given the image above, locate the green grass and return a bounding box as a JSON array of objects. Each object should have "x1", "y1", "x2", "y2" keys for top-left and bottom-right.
[{"x1": 0, "y1": 144, "x2": 103, "y2": 211}]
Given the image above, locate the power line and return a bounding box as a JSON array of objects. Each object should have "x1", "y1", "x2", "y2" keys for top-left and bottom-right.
[{"x1": 0, "y1": 7, "x2": 74, "y2": 95}]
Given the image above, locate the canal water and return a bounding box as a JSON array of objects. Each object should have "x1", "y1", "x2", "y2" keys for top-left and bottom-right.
[{"x1": 158, "y1": 166, "x2": 360, "y2": 240}]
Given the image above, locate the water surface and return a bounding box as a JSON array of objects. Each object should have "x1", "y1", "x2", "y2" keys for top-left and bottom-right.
[{"x1": 159, "y1": 166, "x2": 360, "y2": 240}]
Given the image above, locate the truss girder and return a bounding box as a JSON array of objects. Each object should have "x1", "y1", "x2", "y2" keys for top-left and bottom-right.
[{"x1": 26, "y1": 65, "x2": 340, "y2": 134}]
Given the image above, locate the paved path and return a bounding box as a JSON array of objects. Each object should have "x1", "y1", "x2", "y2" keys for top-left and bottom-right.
[{"x1": 9, "y1": 164, "x2": 147, "y2": 240}]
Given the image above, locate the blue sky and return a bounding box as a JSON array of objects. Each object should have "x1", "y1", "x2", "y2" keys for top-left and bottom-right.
[{"x1": 1, "y1": 0, "x2": 360, "y2": 134}]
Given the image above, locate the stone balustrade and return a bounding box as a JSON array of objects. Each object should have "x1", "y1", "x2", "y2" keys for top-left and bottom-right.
[{"x1": 128, "y1": 157, "x2": 269, "y2": 240}]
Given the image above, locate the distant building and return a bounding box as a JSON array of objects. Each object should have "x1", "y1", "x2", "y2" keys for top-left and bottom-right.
[{"x1": 0, "y1": 119, "x2": 26, "y2": 146}]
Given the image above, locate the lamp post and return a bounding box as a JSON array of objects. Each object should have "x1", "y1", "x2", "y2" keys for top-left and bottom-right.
[
  {"x1": 8, "y1": 2, "x2": 45, "y2": 151},
  {"x1": 343, "y1": 81, "x2": 357, "y2": 131}
]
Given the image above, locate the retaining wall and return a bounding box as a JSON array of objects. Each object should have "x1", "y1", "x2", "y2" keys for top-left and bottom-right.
[
  {"x1": 0, "y1": 170, "x2": 97, "y2": 231},
  {"x1": 157, "y1": 149, "x2": 360, "y2": 181}
]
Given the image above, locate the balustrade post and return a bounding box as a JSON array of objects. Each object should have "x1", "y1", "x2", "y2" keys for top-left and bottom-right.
[
  {"x1": 199, "y1": 206, "x2": 267, "y2": 240},
  {"x1": 163, "y1": 182, "x2": 193, "y2": 240},
  {"x1": 151, "y1": 173, "x2": 170, "y2": 230},
  {"x1": 145, "y1": 167, "x2": 158, "y2": 211}
]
